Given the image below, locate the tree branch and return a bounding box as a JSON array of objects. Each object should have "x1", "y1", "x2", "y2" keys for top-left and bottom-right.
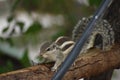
[{"x1": 0, "y1": 44, "x2": 120, "y2": 80}]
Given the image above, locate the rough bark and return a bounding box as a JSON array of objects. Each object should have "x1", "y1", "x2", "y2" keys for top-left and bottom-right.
[
  {"x1": 0, "y1": 43, "x2": 120, "y2": 80},
  {"x1": 104, "y1": 0, "x2": 120, "y2": 42}
]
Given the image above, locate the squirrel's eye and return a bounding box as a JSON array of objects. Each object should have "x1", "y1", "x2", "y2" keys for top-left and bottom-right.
[{"x1": 46, "y1": 48, "x2": 50, "y2": 51}]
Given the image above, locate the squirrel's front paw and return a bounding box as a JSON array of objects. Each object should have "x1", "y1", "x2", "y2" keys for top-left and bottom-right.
[
  {"x1": 51, "y1": 67, "x2": 57, "y2": 72},
  {"x1": 72, "y1": 62, "x2": 76, "y2": 67}
]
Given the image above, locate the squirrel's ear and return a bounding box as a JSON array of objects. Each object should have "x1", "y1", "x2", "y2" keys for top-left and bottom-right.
[
  {"x1": 55, "y1": 36, "x2": 71, "y2": 46},
  {"x1": 40, "y1": 41, "x2": 51, "y2": 52}
]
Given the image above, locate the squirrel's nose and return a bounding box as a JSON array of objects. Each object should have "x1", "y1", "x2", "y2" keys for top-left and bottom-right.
[{"x1": 42, "y1": 54, "x2": 48, "y2": 58}]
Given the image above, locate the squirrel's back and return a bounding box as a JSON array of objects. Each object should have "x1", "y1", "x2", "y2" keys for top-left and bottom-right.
[{"x1": 72, "y1": 16, "x2": 114, "y2": 51}]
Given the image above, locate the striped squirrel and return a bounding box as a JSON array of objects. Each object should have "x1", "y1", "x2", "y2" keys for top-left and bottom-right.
[
  {"x1": 37, "y1": 16, "x2": 114, "y2": 71},
  {"x1": 38, "y1": 36, "x2": 75, "y2": 71},
  {"x1": 72, "y1": 16, "x2": 114, "y2": 53}
]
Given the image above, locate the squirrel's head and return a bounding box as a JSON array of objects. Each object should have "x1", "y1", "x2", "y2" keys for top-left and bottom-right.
[
  {"x1": 39, "y1": 41, "x2": 51, "y2": 55},
  {"x1": 39, "y1": 36, "x2": 72, "y2": 61},
  {"x1": 40, "y1": 43, "x2": 60, "y2": 61}
]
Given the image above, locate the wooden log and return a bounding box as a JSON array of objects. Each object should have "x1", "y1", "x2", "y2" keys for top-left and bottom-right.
[{"x1": 0, "y1": 44, "x2": 120, "y2": 80}]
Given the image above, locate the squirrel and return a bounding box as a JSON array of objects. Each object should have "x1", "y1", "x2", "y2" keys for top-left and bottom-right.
[
  {"x1": 36, "y1": 16, "x2": 115, "y2": 71},
  {"x1": 72, "y1": 16, "x2": 114, "y2": 52},
  {"x1": 38, "y1": 36, "x2": 75, "y2": 71}
]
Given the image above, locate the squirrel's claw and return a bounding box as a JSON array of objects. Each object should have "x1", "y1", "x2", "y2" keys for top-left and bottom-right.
[{"x1": 51, "y1": 67, "x2": 57, "y2": 72}]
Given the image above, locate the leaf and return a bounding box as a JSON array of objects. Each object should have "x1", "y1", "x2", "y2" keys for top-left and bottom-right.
[
  {"x1": 36, "y1": 56, "x2": 46, "y2": 63},
  {"x1": 9, "y1": 28, "x2": 15, "y2": 36},
  {"x1": 52, "y1": 29, "x2": 66, "y2": 41},
  {"x1": 25, "y1": 21, "x2": 42, "y2": 34},
  {"x1": 20, "y1": 49, "x2": 31, "y2": 67},
  {"x1": 37, "y1": 56, "x2": 43, "y2": 61},
  {"x1": 2, "y1": 27, "x2": 9, "y2": 33},
  {"x1": 6, "y1": 61, "x2": 14, "y2": 71},
  {"x1": 7, "y1": 15, "x2": 14, "y2": 23},
  {"x1": 0, "y1": 61, "x2": 13, "y2": 74},
  {"x1": 0, "y1": 37, "x2": 4, "y2": 41},
  {"x1": 16, "y1": 21, "x2": 24, "y2": 32},
  {"x1": 10, "y1": 0, "x2": 20, "y2": 12},
  {"x1": 89, "y1": 0, "x2": 102, "y2": 7},
  {"x1": 5, "y1": 38, "x2": 14, "y2": 46}
]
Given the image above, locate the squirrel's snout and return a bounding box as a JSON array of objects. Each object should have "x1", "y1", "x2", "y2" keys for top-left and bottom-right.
[{"x1": 42, "y1": 54, "x2": 48, "y2": 58}]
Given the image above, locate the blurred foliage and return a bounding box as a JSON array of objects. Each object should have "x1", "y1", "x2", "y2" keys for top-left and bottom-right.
[
  {"x1": 7, "y1": 15, "x2": 14, "y2": 23},
  {"x1": 20, "y1": 0, "x2": 74, "y2": 14},
  {"x1": 20, "y1": 49, "x2": 31, "y2": 67},
  {"x1": 89, "y1": 0, "x2": 102, "y2": 7},
  {"x1": 10, "y1": 0, "x2": 20, "y2": 12},
  {"x1": 16, "y1": 21, "x2": 24, "y2": 32},
  {"x1": 36, "y1": 56, "x2": 46, "y2": 63},
  {"x1": 52, "y1": 27, "x2": 67, "y2": 41},
  {"x1": 0, "y1": 49, "x2": 30, "y2": 74},
  {"x1": 0, "y1": 61, "x2": 13, "y2": 74},
  {"x1": 5, "y1": 38, "x2": 14, "y2": 46},
  {"x1": 2, "y1": 27, "x2": 9, "y2": 33},
  {"x1": 25, "y1": 21, "x2": 42, "y2": 35},
  {"x1": 21, "y1": 0, "x2": 40, "y2": 11}
]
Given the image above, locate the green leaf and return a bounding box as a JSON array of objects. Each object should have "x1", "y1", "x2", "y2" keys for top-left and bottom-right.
[
  {"x1": 89, "y1": 0, "x2": 102, "y2": 7},
  {"x1": 20, "y1": 49, "x2": 31, "y2": 67},
  {"x1": 9, "y1": 29, "x2": 15, "y2": 36},
  {"x1": 7, "y1": 15, "x2": 14, "y2": 23},
  {"x1": 4, "y1": 38, "x2": 14, "y2": 46},
  {"x1": 52, "y1": 29, "x2": 66, "y2": 41},
  {"x1": 0, "y1": 61, "x2": 13, "y2": 73},
  {"x1": 0, "y1": 37, "x2": 4, "y2": 41},
  {"x1": 25, "y1": 21, "x2": 42, "y2": 34},
  {"x1": 5, "y1": 38, "x2": 14, "y2": 46},
  {"x1": 16, "y1": 21, "x2": 24, "y2": 32},
  {"x1": 22, "y1": 0, "x2": 40, "y2": 11},
  {"x1": 10, "y1": 0, "x2": 20, "y2": 12},
  {"x1": 37, "y1": 56, "x2": 44, "y2": 61},
  {"x1": 6, "y1": 61, "x2": 14, "y2": 71},
  {"x1": 2, "y1": 27, "x2": 9, "y2": 33},
  {"x1": 36, "y1": 56, "x2": 46, "y2": 63}
]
